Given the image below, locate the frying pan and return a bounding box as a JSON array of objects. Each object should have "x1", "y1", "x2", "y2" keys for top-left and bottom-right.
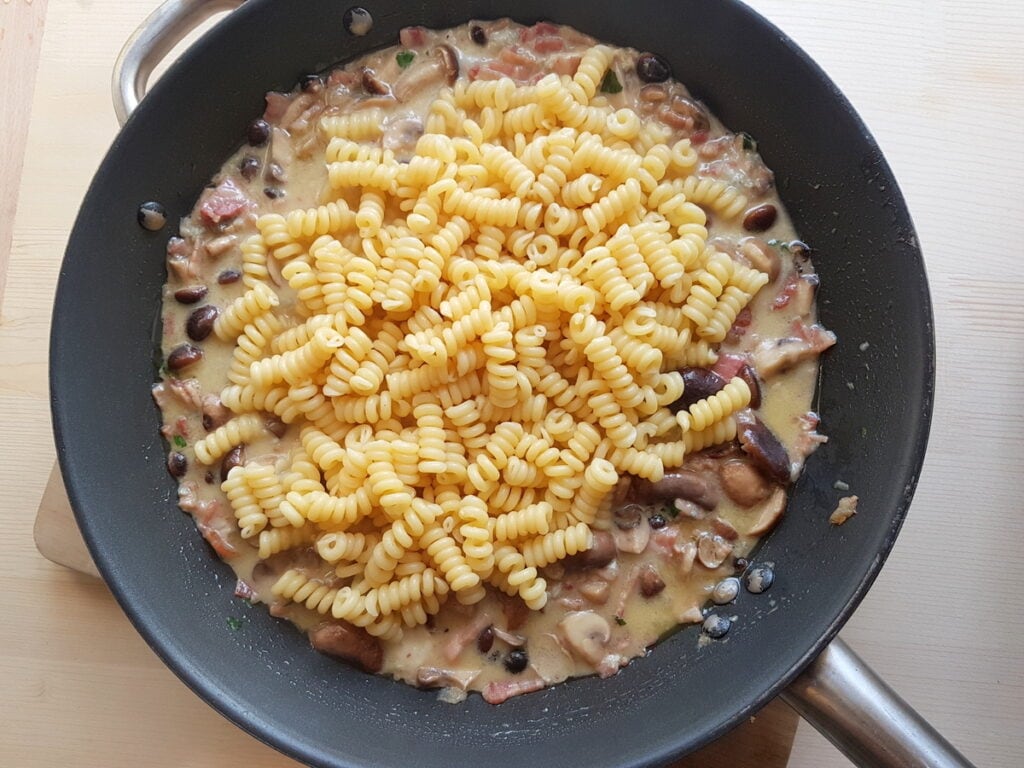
[{"x1": 49, "y1": 0, "x2": 974, "y2": 765}]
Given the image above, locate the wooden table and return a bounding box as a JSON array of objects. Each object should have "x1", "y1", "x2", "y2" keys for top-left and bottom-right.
[{"x1": 2, "y1": 1, "x2": 1022, "y2": 766}]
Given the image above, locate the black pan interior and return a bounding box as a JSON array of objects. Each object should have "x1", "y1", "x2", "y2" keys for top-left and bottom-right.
[{"x1": 50, "y1": 1, "x2": 932, "y2": 766}]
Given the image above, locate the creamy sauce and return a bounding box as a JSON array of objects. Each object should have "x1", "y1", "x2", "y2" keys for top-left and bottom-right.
[{"x1": 154, "y1": 20, "x2": 833, "y2": 703}]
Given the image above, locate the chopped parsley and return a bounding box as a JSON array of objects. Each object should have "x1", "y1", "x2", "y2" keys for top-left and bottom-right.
[
  {"x1": 172, "y1": 435, "x2": 187, "y2": 449},
  {"x1": 396, "y1": 50, "x2": 415, "y2": 68},
  {"x1": 663, "y1": 503, "x2": 678, "y2": 519},
  {"x1": 226, "y1": 617, "x2": 244, "y2": 631},
  {"x1": 613, "y1": 615, "x2": 627, "y2": 626},
  {"x1": 740, "y1": 131, "x2": 757, "y2": 152},
  {"x1": 599, "y1": 69, "x2": 622, "y2": 94},
  {"x1": 767, "y1": 238, "x2": 792, "y2": 252}
]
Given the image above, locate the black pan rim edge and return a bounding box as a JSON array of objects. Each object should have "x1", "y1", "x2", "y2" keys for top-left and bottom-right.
[{"x1": 49, "y1": 0, "x2": 935, "y2": 765}]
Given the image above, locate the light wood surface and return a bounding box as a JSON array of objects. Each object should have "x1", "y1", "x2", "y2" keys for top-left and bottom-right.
[{"x1": 4, "y1": 1, "x2": 1023, "y2": 766}]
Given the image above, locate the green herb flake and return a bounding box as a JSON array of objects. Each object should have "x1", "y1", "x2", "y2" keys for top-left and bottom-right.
[
  {"x1": 226, "y1": 617, "x2": 244, "y2": 631},
  {"x1": 767, "y1": 239, "x2": 791, "y2": 252},
  {"x1": 614, "y1": 615, "x2": 627, "y2": 626},
  {"x1": 599, "y1": 69, "x2": 622, "y2": 94},
  {"x1": 664, "y1": 503, "x2": 679, "y2": 519},
  {"x1": 740, "y1": 131, "x2": 757, "y2": 152},
  {"x1": 172, "y1": 435, "x2": 187, "y2": 449},
  {"x1": 396, "y1": 50, "x2": 415, "y2": 68}
]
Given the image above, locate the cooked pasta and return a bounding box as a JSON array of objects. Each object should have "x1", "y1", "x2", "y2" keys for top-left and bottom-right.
[{"x1": 156, "y1": 18, "x2": 834, "y2": 702}]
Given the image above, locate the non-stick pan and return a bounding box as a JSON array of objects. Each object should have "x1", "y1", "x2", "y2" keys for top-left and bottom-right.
[{"x1": 49, "y1": 1, "x2": 974, "y2": 766}]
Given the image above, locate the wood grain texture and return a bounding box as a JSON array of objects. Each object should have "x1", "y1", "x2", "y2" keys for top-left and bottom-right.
[
  {"x1": 0, "y1": 0, "x2": 49, "y2": 311},
  {"x1": 4, "y1": 0, "x2": 1023, "y2": 766}
]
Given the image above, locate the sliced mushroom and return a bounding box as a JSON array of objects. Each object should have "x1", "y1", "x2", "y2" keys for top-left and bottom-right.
[
  {"x1": 748, "y1": 487, "x2": 787, "y2": 536},
  {"x1": 529, "y1": 632, "x2": 575, "y2": 685},
  {"x1": 737, "y1": 364, "x2": 762, "y2": 410},
  {"x1": 673, "y1": 498, "x2": 706, "y2": 519},
  {"x1": 676, "y1": 540, "x2": 698, "y2": 575},
  {"x1": 696, "y1": 533, "x2": 733, "y2": 569},
  {"x1": 710, "y1": 516, "x2": 739, "y2": 541},
  {"x1": 417, "y1": 666, "x2": 480, "y2": 690},
  {"x1": 612, "y1": 518, "x2": 650, "y2": 554},
  {"x1": 360, "y1": 67, "x2": 392, "y2": 96},
  {"x1": 671, "y1": 367, "x2": 727, "y2": 412},
  {"x1": 308, "y1": 622, "x2": 383, "y2": 673},
  {"x1": 382, "y1": 117, "x2": 424, "y2": 161},
  {"x1": 677, "y1": 603, "x2": 704, "y2": 624},
  {"x1": 738, "y1": 237, "x2": 781, "y2": 283},
  {"x1": 492, "y1": 626, "x2": 526, "y2": 647},
  {"x1": 613, "y1": 503, "x2": 644, "y2": 529},
  {"x1": 436, "y1": 44, "x2": 460, "y2": 84},
  {"x1": 736, "y1": 411, "x2": 792, "y2": 484},
  {"x1": 563, "y1": 530, "x2": 617, "y2": 570},
  {"x1": 719, "y1": 459, "x2": 772, "y2": 507},
  {"x1": 631, "y1": 470, "x2": 719, "y2": 510},
  {"x1": 577, "y1": 577, "x2": 611, "y2": 605},
  {"x1": 558, "y1": 611, "x2": 612, "y2": 665},
  {"x1": 392, "y1": 59, "x2": 445, "y2": 102}
]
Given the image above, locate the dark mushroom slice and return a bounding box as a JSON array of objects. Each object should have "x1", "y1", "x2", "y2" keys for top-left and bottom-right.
[
  {"x1": 137, "y1": 201, "x2": 167, "y2": 231},
  {"x1": 308, "y1": 622, "x2": 383, "y2": 673},
  {"x1": 670, "y1": 367, "x2": 727, "y2": 412},
  {"x1": 476, "y1": 625, "x2": 495, "y2": 654},
  {"x1": 630, "y1": 470, "x2": 719, "y2": 510},
  {"x1": 637, "y1": 564, "x2": 666, "y2": 597},
  {"x1": 735, "y1": 410, "x2": 791, "y2": 484},
  {"x1": 360, "y1": 67, "x2": 392, "y2": 96},
  {"x1": 562, "y1": 530, "x2": 616, "y2": 570},
  {"x1": 220, "y1": 444, "x2": 245, "y2": 482},
  {"x1": 436, "y1": 44, "x2": 460, "y2": 85},
  {"x1": 737, "y1": 364, "x2": 762, "y2": 409},
  {"x1": 470, "y1": 24, "x2": 487, "y2": 45}
]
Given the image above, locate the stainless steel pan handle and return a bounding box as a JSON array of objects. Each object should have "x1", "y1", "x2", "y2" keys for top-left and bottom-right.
[
  {"x1": 112, "y1": 0, "x2": 245, "y2": 125},
  {"x1": 109, "y1": 3, "x2": 978, "y2": 767},
  {"x1": 782, "y1": 637, "x2": 976, "y2": 768}
]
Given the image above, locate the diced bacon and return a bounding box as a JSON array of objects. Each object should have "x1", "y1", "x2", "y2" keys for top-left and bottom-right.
[
  {"x1": 519, "y1": 21, "x2": 560, "y2": 42},
  {"x1": 234, "y1": 578, "x2": 256, "y2": 600},
  {"x1": 326, "y1": 69, "x2": 358, "y2": 89},
  {"x1": 712, "y1": 353, "x2": 747, "y2": 380},
  {"x1": 199, "y1": 179, "x2": 253, "y2": 226},
  {"x1": 262, "y1": 91, "x2": 292, "y2": 123},
  {"x1": 160, "y1": 415, "x2": 190, "y2": 441},
  {"x1": 795, "y1": 411, "x2": 829, "y2": 460},
  {"x1": 552, "y1": 55, "x2": 582, "y2": 76},
  {"x1": 725, "y1": 307, "x2": 753, "y2": 343},
  {"x1": 194, "y1": 499, "x2": 239, "y2": 559},
  {"x1": 482, "y1": 677, "x2": 545, "y2": 704},
  {"x1": 443, "y1": 614, "x2": 491, "y2": 662},
  {"x1": 168, "y1": 377, "x2": 203, "y2": 409},
  {"x1": 499, "y1": 46, "x2": 537, "y2": 67},
  {"x1": 532, "y1": 36, "x2": 565, "y2": 53},
  {"x1": 399, "y1": 26, "x2": 428, "y2": 47}
]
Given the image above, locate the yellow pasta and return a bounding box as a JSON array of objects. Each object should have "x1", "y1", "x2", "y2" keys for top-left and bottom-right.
[{"x1": 181, "y1": 40, "x2": 781, "y2": 640}]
